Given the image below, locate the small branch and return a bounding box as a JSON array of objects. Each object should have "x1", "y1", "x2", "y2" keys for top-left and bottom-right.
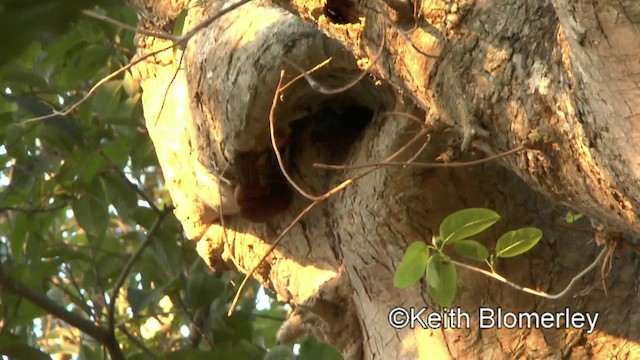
[
  {"x1": 173, "y1": 294, "x2": 214, "y2": 349},
  {"x1": 99, "y1": 150, "x2": 161, "y2": 214},
  {"x1": 282, "y1": 14, "x2": 385, "y2": 95},
  {"x1": 18, "y1": 0, "x2": 252, "y2": 126},
  {"x1": 179, "y1": 0, "x2": 253, "y2": 47},
  {"x1": 50, "y1": 276, "x2": 93, "y2": 319},
  {"x1": 0, "y1": 267, "x2": 124, "y2": 359},
  {"x1": 314, "y1": 144, "x2": 528, "y2": 170},
  {"x1": 107, "y1": 206, "x2": 173, "y2": 335},
  {"x1": 118, "y1": 324, "x2": 158, "y2": 359},
  {"x1": 378, "y1": 111, "x2": 432, "y2": 129},
  {"x1": 380, "y1": 10, "x2": 439, "y2": 59},
  {"x1": 229, "y1": 119, "x2": 431, "y2": 317},
  {"x1": 0, "y1": 202, "x2": 68, "y2": 214},
  {"x1": 153, "y1": 45, "x2": 186, "y2": 126},
  {"x1": 279, "y1": 58, "x2": 332, "y2": 93},
  {"x1": 451, "y1": 245, "x2": 609, "y2": 300},
  {"x1": 228, "y1": 185, "x2": 341, "y2": 316},
  {"x1": 82, "y1": 10, "x2": 179, "y2": 42},
  {"x1": 269, "y1": 70, "x2": 320, "y2": 201}
]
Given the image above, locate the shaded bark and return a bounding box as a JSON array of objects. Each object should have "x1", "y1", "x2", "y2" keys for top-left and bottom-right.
[{"x1": 131, "y1": 0, "x2": 640, "y2": 358}]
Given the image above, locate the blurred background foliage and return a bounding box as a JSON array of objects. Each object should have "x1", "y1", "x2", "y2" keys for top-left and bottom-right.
[{"x1": 0, "y1": 1, "x2": 340, "y2": 359}]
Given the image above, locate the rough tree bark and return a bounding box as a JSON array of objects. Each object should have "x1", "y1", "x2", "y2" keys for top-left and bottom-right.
[{"x1": 130, "y1": 0, "x2": 640, "y2": 358}]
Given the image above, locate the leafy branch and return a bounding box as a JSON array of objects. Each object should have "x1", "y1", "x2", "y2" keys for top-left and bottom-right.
[{"x1": 394, "y1": 208, "x2": 607, "y2": 307}]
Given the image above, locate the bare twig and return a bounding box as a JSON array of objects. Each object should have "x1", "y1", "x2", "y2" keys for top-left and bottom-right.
[
  {"x1": 99, "y1": 150, "x2": 161, "y2": 214},
  {"x1": 59, "y1": 265, "x2": 95, "y2": 318},
  {"x1": 154, "y1": 47, "x2": 186, "y2": 126},
  {"x1": 283, "y1": 14, "x2": 385, "y2": 95},
  {"x1": 270, "y1": 71, "x2": 321, "y2": 201},
  {"x1": 600, "y1": 240, "x2": 616, "y2": 297},
  {"x1": 379, "y1": 111, "x2": 430, "y2": 128},
  {"x1": 173, "y1": 294, "x2": 214, "y2": 349},
  {"x1": 229, "y1": 112, "x2": 431, "y2": 317},
  {"x1": 180, "y1": 0, "x2": 252, "y2": 44},
  {"x1": 82, "y1": 10, "x2": 178, "y2": 42},
  {"x1": 18, "y1": 0, "x2": 253, "y2": 126},
  {"x1": 380, "y1": 10, "x2": 439, "y2": 59},
  {"x1": 280, "y1": 58, "x2": 333, "y2": 93},
  {"x1": 118, "y1": 324, "x2": 158, "y2": 359},
  {"x1": 314, "y1": 144, "x2": 528, "y2": 170},
  {"x1": 451, "y1": 245, "x2": 609, "y2": 300},
  {"x1": 227, "y1": 181, "x2": 351, "y2": 316}
]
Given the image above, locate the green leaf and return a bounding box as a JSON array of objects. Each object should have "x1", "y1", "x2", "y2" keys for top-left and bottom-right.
[
  {"x1": 127, "y1": 287, "x2": 167, "y2": 315},
  {"x1": 102, "y1": 172, "x2": 138, "y2": 218},
  {"x1": 77, "y1": 152, "x2": 108, "y2": 185},
  {"x1": 0, "y1": 65, "x2": 49, "y2": 89},
  {"x1": 6, "y1": 296, "x2": 48, "y2": 327},
  {"x1": 0, "y1": 343, "x2": 52, "y2": 360},
  {"x1": 0, "y1": 112, "x2": 13, "y2": 137},
  {"x1": 130, "y1": 131, "x2": 157, "y2": 169},
  {"x1": 186, "y1": 273, "x2": 226, "y2": 308},
  {"x1": 92, "y1": 79, "x2": 123, "y2": 119},
  {"x1": 565, "y1": 212, "x2": 584, "y2": 224},
  {"x1": 426, "y1": 254, "x2": 457, "y2": 308},
  {"x1": 132, "y1": 206, "x2": 157, "y2": 229},
  {"x1": 264, "y1": 345, "x2": 295, "y2": 360},
  {"x1": 495, "y1": 227, "x2": 543, "y2": 258},
  {"x1": 66, "y1": 44, "x2": 113, "y2": 85},
  {"x1": 0, "y1": 0, "x2": 92, "y2": 66},
  {"x1": 453, "y1": 240, "x2": 489, "y2": 262},
  {"x1": 298, "y1": 335, "x2": 343, "y2": 360},
  {"x1": 164, "y1": 350, "x2": 222, "y2": 360},
  {"x1": 72, "y1": 180, "x2": 109, "y2": 238},
  {"x1": 393, "y1": 241, "x2": 430, "y2": 289},
  {"x1": 101, "y1": 137, "x2": 134, "y2": 166},
  {"x1": 439, "y1": 208, "x2": 501, "y2": 245},
  {"x1": 122, "y1": 70, "x2": 141, "y2": 98}
]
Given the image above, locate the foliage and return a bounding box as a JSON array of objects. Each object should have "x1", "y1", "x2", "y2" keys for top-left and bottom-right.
[
  {"x1": 0, "y1": 2, "x2": 341, "y2": 359},
  {"x1": 394, "y1": 208, "x2": 543, "y2": 307},
  {"x1": 565, "y1": 211, "x2": 584, "y2": 224}
]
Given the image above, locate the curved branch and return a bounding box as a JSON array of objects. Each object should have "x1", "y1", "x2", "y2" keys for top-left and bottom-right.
[{"x1": 0, "y1": 266, "x2": 123, "y2": 359}]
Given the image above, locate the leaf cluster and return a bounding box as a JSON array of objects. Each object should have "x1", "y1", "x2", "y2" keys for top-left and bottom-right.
[{"x1": 394, "y1": 208, "x2": 543, "y2": 307}]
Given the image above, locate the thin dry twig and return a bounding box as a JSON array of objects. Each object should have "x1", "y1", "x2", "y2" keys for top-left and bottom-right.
[
  {"x1": 379, "y1": 111, "x2": 430, "y2": 128},
  {"x1": 451, "y1": 245, "x2": 609, "y2": 300},
  {"x1": 280, "y1": 58, "x2": 333, "y2": 93},
  {"x1": 229, "y1": 14, "x2": 446, "y2": 311},
  {"x1": 82, "y1": 10, "x2": 178, "y2": 42},
  {"x1": 229, "y1": 109, "x2": 432, "y2": 317},
  {"x1": 98, "y1": 150, "x2": 161, "y2": 214},
  {"x1": 18, "y1": 0, "x2": 253, "y2": 126},
  {"x1": 314, "y1": 144, "x2": 528, "y2": 170},
  {"x1": 600, "y1": 240, "x2": 616, "y2": 297},
  {"x1": 283, "y1": 14, "x2": 385, "y2": 95},
  {"x1": 154, "y1": 48, "x2": 186, "y2": 126},
  {"x1": 270, "y1": 71, "x2": 321, "y2": 201},
  {"x1": 380, "y1": 11, "x2": 439, "y2": 59}
]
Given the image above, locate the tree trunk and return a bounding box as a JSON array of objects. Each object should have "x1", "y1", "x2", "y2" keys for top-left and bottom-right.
[{"x1": 131, "y1": 0, "x2": 640, "y2": 358}]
